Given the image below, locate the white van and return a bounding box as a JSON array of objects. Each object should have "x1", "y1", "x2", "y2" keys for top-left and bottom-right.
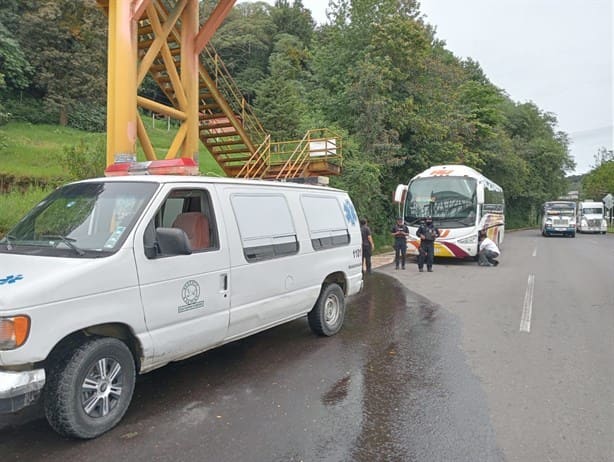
[{"x1": 0, "y1": 175, "x2": 363, "y2": 438}]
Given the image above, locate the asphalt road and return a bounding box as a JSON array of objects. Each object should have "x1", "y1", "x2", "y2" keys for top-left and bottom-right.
[
  {"x1": 1, "y1": 230, "x2": 612, "y2": 461},
  {"x1": 380, "y1": 229, "x2": 614, "y2": 462}
]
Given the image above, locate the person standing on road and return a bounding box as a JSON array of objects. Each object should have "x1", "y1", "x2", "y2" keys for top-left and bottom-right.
[
  {"x1": 391, "y1": 216, "x2": 409, "y2": 270},
  {"x1": 478, "y1": 230, "x2": 500, "y2": 266},
  {"x1": 360, "y1": 218, "x2": 375, "y2": 274},
  {"x1": 416, "y1": 216, "x2": 440, "y2": 272}
]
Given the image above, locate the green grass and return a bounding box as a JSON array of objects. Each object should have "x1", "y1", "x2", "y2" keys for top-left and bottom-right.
[{"x1": 0, "y1": 121, "x2": 225, "y2": 181}]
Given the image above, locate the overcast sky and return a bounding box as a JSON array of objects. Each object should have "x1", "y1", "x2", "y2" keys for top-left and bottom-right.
[{"x1": 240, "y1": 0, "x2": 613, "y2": 175}]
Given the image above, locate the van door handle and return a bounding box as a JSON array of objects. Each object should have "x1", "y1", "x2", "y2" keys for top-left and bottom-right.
[{"x1": 221, "y1": 274, "x2": 228, "y2": 291}]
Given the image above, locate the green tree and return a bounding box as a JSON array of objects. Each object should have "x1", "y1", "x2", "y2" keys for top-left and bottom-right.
[
  {"x1": 211, "y1": 2, "x2": 276, "y2": 102},
  {"x1": 583, "y1": 157, "x2": 614, "y2": 199},
  {"x1": 0, "y1": 21, "x2": 32, "y2": 91},
  {"x1": 255, "y1": 34, "x2": 309, "y2": 140},
  {"x1": 591, "y1": 146, "x2": 614, "y2": 168},
  {"x1": 16, "y1": 0, "x2": 107, "y2": 127},
  {"x1": 271, "y1": 0, "x2": 314, "y2": 45}
]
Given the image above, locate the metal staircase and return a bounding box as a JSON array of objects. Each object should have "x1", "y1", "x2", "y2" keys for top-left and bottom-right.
[{"x1": 97, "y1": 0, "x2": 342, "y2": 180}]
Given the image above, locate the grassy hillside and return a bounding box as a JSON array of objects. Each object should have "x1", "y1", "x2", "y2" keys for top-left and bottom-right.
[
  {"x1": 0, "y1": 121, "x2": 225, "y2": 182},
  {"x1": 0, "y1": 121, "x2": 226, "y2": 236}
]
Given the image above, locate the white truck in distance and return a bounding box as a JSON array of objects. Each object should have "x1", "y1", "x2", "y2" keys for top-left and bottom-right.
[{"x1": 577, "y1": 201, "x2": 607, "y2": 234}]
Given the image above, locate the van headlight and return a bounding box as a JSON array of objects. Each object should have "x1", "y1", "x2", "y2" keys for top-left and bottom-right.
[
  {"x1": 0, "y1": 316, "x2": 30, "y2": 350},
  {"x1": 458, "y1": 234, "x2": 477, "y2": 244}
]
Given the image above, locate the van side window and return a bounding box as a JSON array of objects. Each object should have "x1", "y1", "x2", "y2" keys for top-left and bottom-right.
[
  {"x1": 231, "y1": 194, "x2": 298, "y2": 262},
  {"x1": 301, "y1": 195, "x2": 350, "y2": 250},
  {"x1": 144, "y1": 188, "x2": 218, "y2": 258}
]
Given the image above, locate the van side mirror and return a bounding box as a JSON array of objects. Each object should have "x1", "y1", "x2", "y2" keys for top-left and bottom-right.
[{"x1": 155, "y1": 228, "x2": 192, "y2": 256}]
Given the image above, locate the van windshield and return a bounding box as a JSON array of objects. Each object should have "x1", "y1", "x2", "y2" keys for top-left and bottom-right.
[
  {"x1": 0, "y1": 181, "x2": 158, "y2": 257},
  {"x1": 582, "y1": 208, "x2": 603, "y2": 214}
]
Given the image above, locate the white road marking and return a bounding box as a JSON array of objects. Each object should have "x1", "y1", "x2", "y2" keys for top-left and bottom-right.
[
  {"x1": 532, "y1": 246, "x2": 537, "y2": 257},
  {"x1": 520, "y1": 274, "x2": 535, "y2": 333}
]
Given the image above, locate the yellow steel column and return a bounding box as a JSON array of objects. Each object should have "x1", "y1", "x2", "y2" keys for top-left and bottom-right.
[
  {"x1": 106, "y1": 0, "x2": 138, "y2": 166},
  {"x1": 181, "y1": 0, "x2": 199, "y2": 161}
]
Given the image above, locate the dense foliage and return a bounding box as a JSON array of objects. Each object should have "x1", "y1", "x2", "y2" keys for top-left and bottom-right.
[
  {"x1": 2, "y1": 0, "x2": 601, "y2": 238},
  {"x1": 582, "y1": 148, "x2": 614, "y2": 200}
]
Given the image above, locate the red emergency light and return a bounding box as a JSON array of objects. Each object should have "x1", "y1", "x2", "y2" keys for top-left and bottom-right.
[{"x1": 105, "y1": 158, "x2": 200, "y2": 176}]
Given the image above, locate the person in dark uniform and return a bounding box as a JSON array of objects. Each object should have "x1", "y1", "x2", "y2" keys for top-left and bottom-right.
[
  {"x1": 416, "y1": 216, "x2": 440, "y2": 272},
  {"x1": 360, "y1": 218, "x2": 375, "y2": 274},
  {"x1": 391, "y1": 216, "x2": 409, "y2": 270}
]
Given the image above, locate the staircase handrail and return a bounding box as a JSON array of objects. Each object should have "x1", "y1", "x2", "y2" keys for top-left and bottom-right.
[
  {"x1": 236, "y1": 135, "x2": 271, "y2": 179},
  {"x1": 275, "y1": 129, "x2": 342, "y2": 180},
  {"x1": 201, "y1": 44, "x2": 267, "y2": 145}
]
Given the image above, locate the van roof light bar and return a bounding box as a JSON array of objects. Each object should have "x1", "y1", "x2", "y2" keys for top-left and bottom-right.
[{"x1": 105, "y1": 158, "x2": 200, "y2": 176}]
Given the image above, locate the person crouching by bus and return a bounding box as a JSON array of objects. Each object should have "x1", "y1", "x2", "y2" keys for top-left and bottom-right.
[
  {"x1": 360, "y1": 218, "x2": 375, "y2": 274},
  {"x1": 417, "y1": 216, "x2": 440, "y2": 272},
  {"x1": 391, "y1": 217, "x2": 409, "y2": 270},
  {"x1": 478, "y1": 231, "x2": 500, "y2": 266}
]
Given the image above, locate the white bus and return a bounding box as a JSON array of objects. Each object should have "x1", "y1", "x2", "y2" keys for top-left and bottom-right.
[
  {"x1": 394, "y1": 165, "x2": 505, "y2": 259},
  {"x1": 541, "y1": 200, "x2": 576, "y2": 237}
]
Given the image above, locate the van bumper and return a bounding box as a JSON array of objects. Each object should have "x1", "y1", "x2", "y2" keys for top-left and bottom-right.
[{"x1": 0, "y1": 369, "x2": 46, "y2": 413}]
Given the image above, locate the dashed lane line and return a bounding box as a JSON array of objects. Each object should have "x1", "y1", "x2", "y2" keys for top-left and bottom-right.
[{"x1": 520, "y1": 274, "x2": 535, "y2": 333}]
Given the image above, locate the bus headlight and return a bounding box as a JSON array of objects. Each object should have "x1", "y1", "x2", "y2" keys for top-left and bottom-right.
[{"x1": 458, "y1": 234, "x2": 477, "y2": 244}]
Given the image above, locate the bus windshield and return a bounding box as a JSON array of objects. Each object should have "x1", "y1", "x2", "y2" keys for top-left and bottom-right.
[
  {"x1": 405, "y1": 176, "x2": 477, "y2": 227},
  {"x1": 544, "y1": 203, "x2": 575, "y2": 216}
]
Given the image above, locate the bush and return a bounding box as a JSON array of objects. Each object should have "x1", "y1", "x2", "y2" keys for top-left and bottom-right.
[
  {"x1": 61, "y1": 139, "x2": 107, "y2": 180},
  {"x1": 68, "y1": 101, "x2": 106, "y2": 132},
  {"x1": 2, "y1": 93, "x2": 57, "y2": 124}
]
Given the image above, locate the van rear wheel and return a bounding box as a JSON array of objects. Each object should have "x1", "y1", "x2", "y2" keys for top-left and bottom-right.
[
  {"x1": 44, "y1": 337, "x2": 136, "y2": 439},
  {"x1": 308, "y1": 283, "x2": 345, "y2": 337}
]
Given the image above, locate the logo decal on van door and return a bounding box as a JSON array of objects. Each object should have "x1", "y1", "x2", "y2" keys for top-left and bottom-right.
[
  {"x1": 178, "y1": 280, "x2": 205, "y2": 313},
  {"x1": 343, "y1": 199, "x2": 358, "y2": 226},
  {"x1": 0, "y1": 274, "x2": 23, "y2": 285}
]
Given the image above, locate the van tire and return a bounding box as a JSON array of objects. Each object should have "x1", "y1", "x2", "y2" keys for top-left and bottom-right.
[
  {"x1": 308, "y1": 283, "x2": 345, "y2": 337},
  {"x1": 44, "y1": 337, "x2": 136, "y2": 439}
]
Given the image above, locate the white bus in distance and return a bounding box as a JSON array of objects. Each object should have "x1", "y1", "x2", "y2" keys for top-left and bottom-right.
[
  {"x1": 541, "y1": 200, "x2": 576, "y2": 237},
  {"x1": 394, "y1": 165, "x2": 505, "y2": 259}
]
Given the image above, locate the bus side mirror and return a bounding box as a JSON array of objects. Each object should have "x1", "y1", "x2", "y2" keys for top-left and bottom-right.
[
  {"x1": 477, "y1": 187, "x2": 484, "y2": 203},
  {"x1": 393, "y1": 184, "x2": 407, "y2": 204}
]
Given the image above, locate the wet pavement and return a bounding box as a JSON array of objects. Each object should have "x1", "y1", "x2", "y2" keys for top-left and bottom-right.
[{"x1": 0, "y1": 271, "x2": 503, "y2": 461}]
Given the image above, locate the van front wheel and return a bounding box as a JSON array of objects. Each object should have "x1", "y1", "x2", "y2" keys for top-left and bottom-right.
[
  {"x1": 308, "y1": 283, "x2": 345, "y2": 337},
  {"x1": 44, "y1": 337, "x2": 136, "y2": 439}
]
